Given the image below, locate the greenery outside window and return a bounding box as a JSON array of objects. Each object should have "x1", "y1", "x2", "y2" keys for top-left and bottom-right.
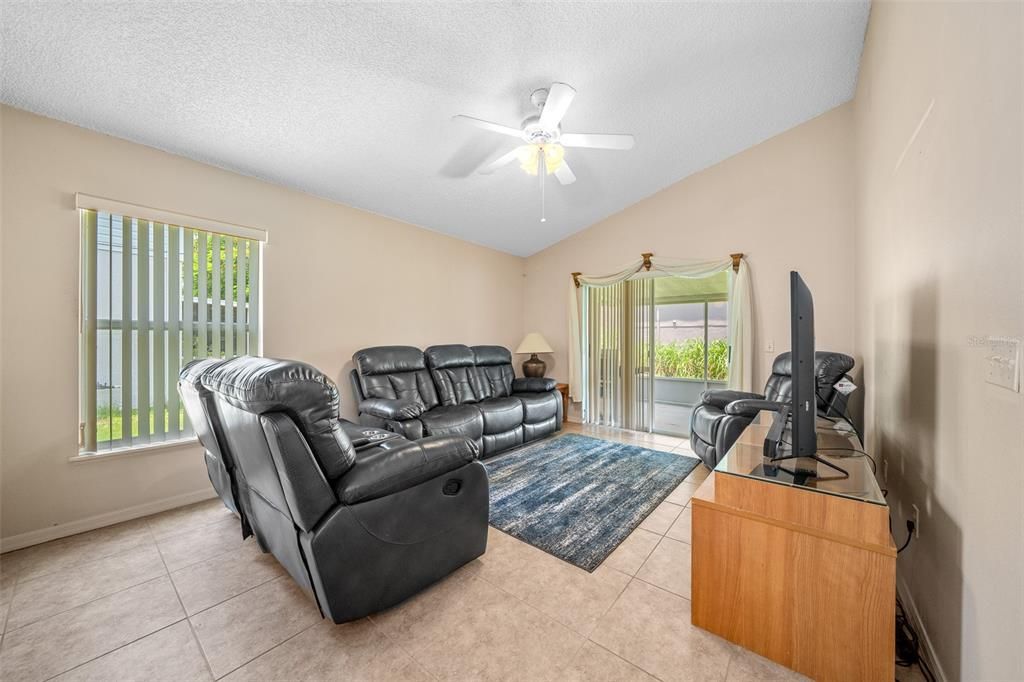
[{"x1": 652, "y1": 273, "x2": 729, "y2": 382}]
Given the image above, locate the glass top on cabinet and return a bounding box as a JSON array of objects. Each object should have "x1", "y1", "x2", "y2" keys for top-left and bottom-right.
[{"x1": 714, "y1": 411, "x2": 887, "y2": 506}]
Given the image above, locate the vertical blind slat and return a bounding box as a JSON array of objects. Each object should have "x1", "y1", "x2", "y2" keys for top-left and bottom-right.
[
  {"x1": 121, "y1": 216, "x2": 133, "y2": 444},
  {"x1": 236, "y1": 239, "x2": 247, "y2": 354},
  {"x1": 198, "y1": 232, "x2": 208, "y2": 359},
  {"x1": 153, "y1": 223, "x2": 166, "y2": 438},
  {"x1": 248, "y1": 243, "x2": 260, "y2": 355},
  {"x1": 82, "y1": 210, "x2": 98, "y2": 453},
  {"x1": 182, "y1": 229, "x2": 194, "y2": 368},
  {"x1": 136, "y1": 220, "x2": 151, "y2": 440},
  {"x1": 103, "y1": 214, "x2": 113, "y2": 451},
  {"x1": 211, "y1": 235, "x2": 221, "y2": 359},
  {"x1": 224, "y1": 238, "x2": 234, "y2": 359},
  {"x1": 167, "y1": 226, "x2": 181, "y2": 436}
]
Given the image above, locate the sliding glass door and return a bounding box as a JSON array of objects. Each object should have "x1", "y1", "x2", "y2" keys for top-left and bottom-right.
[{"x1": 581, "y1": 272, "x2": 729, "y2": 437}]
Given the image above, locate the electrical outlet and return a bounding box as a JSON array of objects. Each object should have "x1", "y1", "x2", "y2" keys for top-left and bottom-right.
[
  {"x1": 911, "y1": 504, "x2": 921, "y2": 538},
  {"x1": 766, "y1": 339, "x2": 775, "y2": 353},
  {"x1": 986, "y1": 336, "x2": 1020, "y2": 392}
]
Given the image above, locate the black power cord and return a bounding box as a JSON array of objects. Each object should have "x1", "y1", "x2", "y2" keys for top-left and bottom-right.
[
  {"x1": 897, "y1": 519, "x2": 915, "y2": 553},
  {"x1": 895, "y1": 594, "x2": 937, "y2": 682}
]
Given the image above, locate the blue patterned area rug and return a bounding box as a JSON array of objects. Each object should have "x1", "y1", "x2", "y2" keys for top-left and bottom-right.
[{"x1": 483, "y1": 433, "x2": 700, "y2": 571}]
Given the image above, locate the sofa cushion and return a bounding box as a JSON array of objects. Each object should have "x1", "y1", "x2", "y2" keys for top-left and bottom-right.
[
  {"x1": 471, "y1": 346, "x2": 515, "y2": 398},
  {"x1": 419, "y1": 404, "x2": 484, "y2": 441},
  {"x1": 477, "y1": 397, "x2": 524, "y2": 435},
  {"x1": 353, "y1": 346, "x2": 440, "y2": 411},
  {"x1": 425, "y1": 344, "x2": 486, "y2": 405},
  {"x1": 482, "y1": 427, "x2": 524, "y2": 455},
  {"x1": 523, "y1": 416, "x2": 558, "y2": 442},
  {"x1": 515, "y1": 392, "x2": 558, "y2": 424}
]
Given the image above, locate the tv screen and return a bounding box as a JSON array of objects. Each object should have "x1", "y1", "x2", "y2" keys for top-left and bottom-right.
[{"x1": 790, "y1": 271, "x2": 816, "y2": 456}]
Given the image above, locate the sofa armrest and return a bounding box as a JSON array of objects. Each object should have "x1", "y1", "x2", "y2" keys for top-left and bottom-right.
[
  {"x1": 358, "y1": 398, "x2": 425, "y2": 420},
  {"x1": 512, "y1": 377, "x2": 557, "y2": 392},
  {"x1": 724, "y1": 399, "x2": 787, "y2": 418},
  {"x1": 340, "y1": 419, "x2": 403, "y2": 450},
  {"x1": 700, "y1": 389, "x2": 763, "y2": 410},
  {"x1": 334, "y1": 435, "x2": 479, "y2": 505}
]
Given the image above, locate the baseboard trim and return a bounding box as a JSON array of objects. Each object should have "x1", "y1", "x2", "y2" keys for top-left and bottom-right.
[
  {"x1": 897, "y1": 574, "x2": 947, "y2": 682},
  {"x1": 0, "y1": 488, "x2": 218, "y2": 553}
]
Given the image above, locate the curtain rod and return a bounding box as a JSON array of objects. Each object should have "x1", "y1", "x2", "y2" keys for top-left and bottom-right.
[{"x1": 571, "y1": 252, "x2": 744, "y2": 287}]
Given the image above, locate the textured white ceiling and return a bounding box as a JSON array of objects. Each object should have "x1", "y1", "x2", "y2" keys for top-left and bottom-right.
[{"x1": 1, "y1": 2, "x2": 869, "y2": 256}]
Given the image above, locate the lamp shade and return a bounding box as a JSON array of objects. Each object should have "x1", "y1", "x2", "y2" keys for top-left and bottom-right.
[{"x1": 516, "y1": 332, "x2": 554, "y2": 354}]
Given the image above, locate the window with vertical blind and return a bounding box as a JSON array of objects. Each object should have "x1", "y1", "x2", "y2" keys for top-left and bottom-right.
[{"x1": 78, "y1": 199, "x2": 264, "y2": 454}]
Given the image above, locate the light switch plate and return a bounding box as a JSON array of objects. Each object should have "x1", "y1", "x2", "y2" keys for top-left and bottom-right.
[{"x1": 986, "y1": 336, "x2": 1020, "y2": 392}]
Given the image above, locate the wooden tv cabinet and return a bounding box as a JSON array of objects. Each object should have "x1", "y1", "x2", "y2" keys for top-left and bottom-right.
[{"x1": 690, "y1": 412, "x2": 896, "y2": 681}]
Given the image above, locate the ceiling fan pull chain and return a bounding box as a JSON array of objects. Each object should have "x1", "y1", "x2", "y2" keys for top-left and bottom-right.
[{"x1": 539, "y1": 146, "x2": 546, "y2": 223}]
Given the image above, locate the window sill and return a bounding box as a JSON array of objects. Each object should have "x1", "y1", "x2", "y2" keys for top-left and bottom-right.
[{"x1": 70, "y1": 437, "x2": 200, "y2": 463}]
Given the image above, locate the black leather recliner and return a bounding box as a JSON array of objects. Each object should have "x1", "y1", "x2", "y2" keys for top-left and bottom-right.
[
  {"x1": 350, "y1": 344, "x2": 562, "y2": 458},
  {"x1": 180, "y1": 356, "x2": 489, "y2": 623},
  {"x1": 178, "y1": 358, "x2": 253, "y2": 538},
  {"x1": 689, "y1": 351, "x2": 855, "y2": 469}
]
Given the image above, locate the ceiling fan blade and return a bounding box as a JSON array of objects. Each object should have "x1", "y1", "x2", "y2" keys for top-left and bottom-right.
[
  {"x1": 554, "y1": 161, "x2": 576, "y2": 186},
  {"x1": 453, "y1": 115, "x2": 523, "y2": 138},
  {"x1": 539, "y1": 82, "x2": 577, "y2": 129},
  {"x1": 479, "y1": 147, "x2": 524, "y2": 174},
  {"x1": 560, "y1": 132, "x2": 635, "y2": 150}
]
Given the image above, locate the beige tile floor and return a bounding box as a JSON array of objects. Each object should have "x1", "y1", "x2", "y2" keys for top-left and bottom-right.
[{"x1": 0, "y1": 424, "x2": 910, "y2": 681}]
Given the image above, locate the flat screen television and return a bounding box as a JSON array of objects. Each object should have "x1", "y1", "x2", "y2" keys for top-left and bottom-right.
[
  {"x1": 763, "y1": 271, "x2": 848, "y2": 479},
  {"x1": 790, "y1": 271, "x2": 816, "y2": 457}
]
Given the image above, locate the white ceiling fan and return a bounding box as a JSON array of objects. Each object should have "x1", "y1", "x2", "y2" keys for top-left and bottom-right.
[{"x1": 454, "y1": 82, "x2": 635, "y2": 222}]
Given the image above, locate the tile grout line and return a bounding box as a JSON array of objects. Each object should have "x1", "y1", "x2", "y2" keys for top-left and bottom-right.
[
  {"x1": 148, "y1": 515, "x2": 243, "y2": 547},
  {"x1": 181, "y1": 570, "x2": 290, "y2": 620},
  {"x1": 583, "y1": 633, "x2": 669, "y2": 682},
  {"x1": 3, "y1": 554, "x2": 171, "y2": 635},
  {"x1": 155, "y1": 533, "x2": 218, "y2": 681},
  {"x1": 145, "y1": 507, "x2": 239, "y2": 543},
  {"x1": 0, "y1": 572, "x2": 18, "y2": 636},
  {"x1": 159, "y1": 532, "x2": 260, "y2": 576},
  {"x1": 209, "y1": 617, "x2": 321, "y2": 680},
  {"x1": 3, "y1": 536, "x2": 157, "y2": 586},
  {"x1": 4, "y1": 503, "x2": 223, "y2": 584},
  {"x1": 366, "y1": 614, "x2": 441, "y2": 681},
  {"x1": 40, "y1": 618, "x2": 190, "y2": 682},
  {"x1": 455, "y1": 567, "x2": 594, "y2": 666},
  {"x1": 24, "y1": 575, "x2": 187, "y2": 681}
]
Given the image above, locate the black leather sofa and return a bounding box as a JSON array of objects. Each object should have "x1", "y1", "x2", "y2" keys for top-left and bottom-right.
[
  {"x1": 350, "y1": 344, "x2": 562, "y2": 458},
  {"x1": 689, "y1": 351, "x2": 855, "y2": 469},
  {"x1": 178, "y1": 356, "x2": 489, "y2": 623}
]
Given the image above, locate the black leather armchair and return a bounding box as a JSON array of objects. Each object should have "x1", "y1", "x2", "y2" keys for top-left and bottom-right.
[
  {"x1": 184, "y1": 356, "x2": 489, "y2": 624},
  {"x1": 689, "y1": 351, "x2": 855, "y2": 469}
]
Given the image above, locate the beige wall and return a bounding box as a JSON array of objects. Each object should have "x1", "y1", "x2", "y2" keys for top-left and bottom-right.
[
  {"x1": 524, "y1": 103, "x2": 857, "y2": 418},
  {"x1": 853, "y1": 2, "x2": 1024, "y2": 679},
  {"x1": 0, "y1": 105, "x2": 525, "y2": 544}
]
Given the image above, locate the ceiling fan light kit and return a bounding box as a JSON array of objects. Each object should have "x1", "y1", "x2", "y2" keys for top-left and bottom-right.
[{"x1": 454, "y1": 82, "x2": 635, "y2": 223}]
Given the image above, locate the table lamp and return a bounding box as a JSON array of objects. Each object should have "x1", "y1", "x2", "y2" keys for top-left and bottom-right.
[{"x1": 515, "y1": 332, "x2": 554, "y2": 377}]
